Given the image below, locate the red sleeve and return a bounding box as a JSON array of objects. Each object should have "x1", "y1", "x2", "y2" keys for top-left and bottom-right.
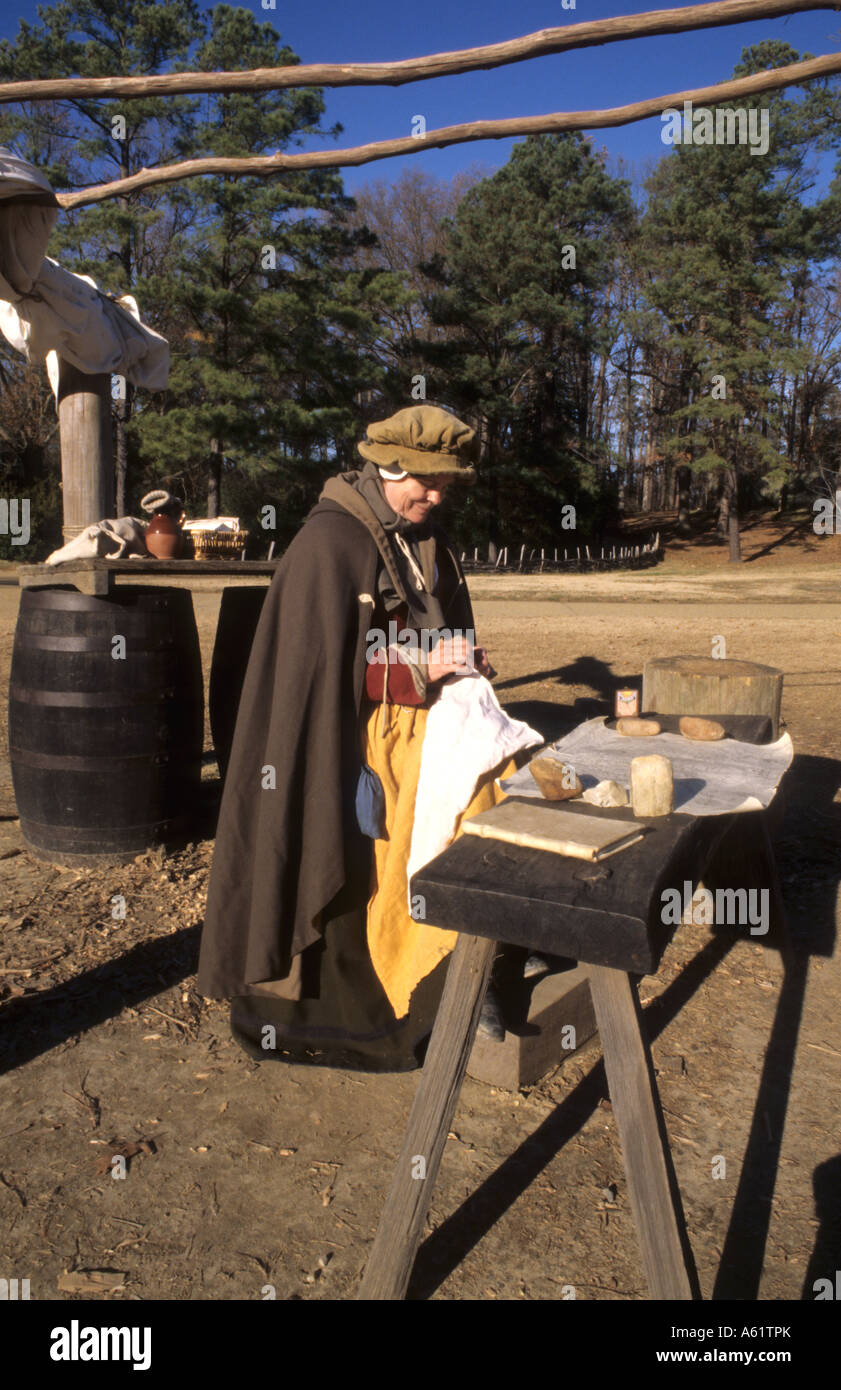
[{"x1": 365, "y1": 650, "x2": 426, "y2": 705}]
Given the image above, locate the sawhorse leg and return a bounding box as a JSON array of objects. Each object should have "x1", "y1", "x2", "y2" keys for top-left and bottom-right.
[
  {"x1": 358, "y1": 932, "x2": 496, "y2": 1300},
  {"x1": 359, "y1": 943, "x2": 702, "y2": 1300},
  {"x1": 588, "y1": 965, "x2": 701, "y2": 1300}
]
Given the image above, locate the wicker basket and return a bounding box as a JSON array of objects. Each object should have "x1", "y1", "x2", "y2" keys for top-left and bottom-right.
[{"x1": 183, "y1": 529, "x2": 248, "y2": 560}]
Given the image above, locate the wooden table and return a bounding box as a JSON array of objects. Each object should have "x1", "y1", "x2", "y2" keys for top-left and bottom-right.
[
  {"x1": 358, "y1": 799, "x2": 785, "y2": 1301},
  {"x1": 17, "y1": 557, "x2": 279, "y2": 596}
]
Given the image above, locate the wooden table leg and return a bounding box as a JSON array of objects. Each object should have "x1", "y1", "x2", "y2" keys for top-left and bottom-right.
[
  {"x1": 358, "y1": 932, "x2": 497, "y2": 1300},
  {"x1": 588, "y1": 965, "x2": 701, "y2": 1300}
]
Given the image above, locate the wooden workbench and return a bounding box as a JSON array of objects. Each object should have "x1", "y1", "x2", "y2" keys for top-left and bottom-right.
[{"x1": 359, "y1": 798, "x2": 786, "y2": 1301}]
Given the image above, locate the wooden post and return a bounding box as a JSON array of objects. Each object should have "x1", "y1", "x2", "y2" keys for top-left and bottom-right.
[{"x1": 57, "y1": 359, "x2": 114, "y2": 542}]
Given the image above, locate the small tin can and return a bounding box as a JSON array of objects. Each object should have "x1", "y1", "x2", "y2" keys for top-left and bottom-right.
[{"x1": 615, "y1": 687, "x2": 639, "y2": 719}]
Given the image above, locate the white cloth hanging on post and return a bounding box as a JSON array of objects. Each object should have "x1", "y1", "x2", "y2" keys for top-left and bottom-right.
[{"x1": 0, "y1": 146, "x2": 169, "y2": 394}]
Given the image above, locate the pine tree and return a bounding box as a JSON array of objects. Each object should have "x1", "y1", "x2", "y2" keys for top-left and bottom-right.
[
  {"x1": 419, "y1": 133, "x2": 633, "y2": 548},
  {"x1": 639, "y1": 42, "x2": 838, "y2": 559},
  {"x1": 0, "y1": 3, "x2": 405, "y2": 537},
  {"x1": 130, "y1": 5, "x2": 405, "y2": 533},
  {"x1": 0, "y1": 0, "x2": 207, "y2": 514}
]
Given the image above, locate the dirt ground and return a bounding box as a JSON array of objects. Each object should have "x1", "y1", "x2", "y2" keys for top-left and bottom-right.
[{"x1": 0, "y1": 537, "x2": 839, "y2": 1303}]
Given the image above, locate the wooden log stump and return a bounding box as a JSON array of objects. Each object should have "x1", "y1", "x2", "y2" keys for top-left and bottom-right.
[
  {"x1": 57, "y1": 358, "x2": 114, "y2": 542},
  {"x1": 643, "y1": 656, "x2": 783, "y2": 739}
]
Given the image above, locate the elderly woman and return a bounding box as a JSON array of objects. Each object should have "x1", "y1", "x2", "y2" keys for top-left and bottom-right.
[{"x1": 197, "y1": 405, "x2": 528, "y2": 1069}]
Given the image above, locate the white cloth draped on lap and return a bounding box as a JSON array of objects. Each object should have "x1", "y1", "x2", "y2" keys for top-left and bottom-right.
[
  {"x1": 0, "y1": 146, "x2": 169, "y2": 393},
  {"x1": 407, "y1": 674, "x2": 543, "y2": 900}
]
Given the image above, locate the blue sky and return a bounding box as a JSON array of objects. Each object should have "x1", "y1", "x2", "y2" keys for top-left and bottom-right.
[{"x1": 2, "y1": 0, "x2": 840, "y2": 194}]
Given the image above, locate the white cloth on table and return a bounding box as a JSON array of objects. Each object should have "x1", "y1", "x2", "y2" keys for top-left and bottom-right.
[{"x1": 499, "y1": 716, "x2": 794, "y2": 816}]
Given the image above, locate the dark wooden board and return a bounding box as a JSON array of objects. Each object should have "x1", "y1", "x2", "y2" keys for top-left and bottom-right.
[
  {"x1": 605, "y1": 711, "x2": 773, "y2": 744},
  {"x1": 18, "y1": 558, "x2": 279, "y2": 581},
  {"x1": 17, "y1": 558, "x2": 280, "y2": 596},
  {"x1": 411, "y1": 803, "x2": 737, "y2": 973}
]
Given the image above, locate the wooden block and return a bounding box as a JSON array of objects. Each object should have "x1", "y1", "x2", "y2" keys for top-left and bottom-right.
[
  {"x1": 643, "y1": 656, "x2": 783, "y2": 740},
  {"x1": 467, "y1": 964, "x2": 597, "y2": 1090}
]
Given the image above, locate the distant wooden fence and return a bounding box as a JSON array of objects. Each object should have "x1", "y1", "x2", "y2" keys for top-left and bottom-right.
[{"x1": 459, "y1": 533, "x2": 662, "y2": 573}]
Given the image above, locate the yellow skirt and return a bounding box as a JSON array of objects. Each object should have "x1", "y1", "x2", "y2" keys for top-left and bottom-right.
[{"x1": 363, "y1": 702, "x2": 516, "y2": 1020}]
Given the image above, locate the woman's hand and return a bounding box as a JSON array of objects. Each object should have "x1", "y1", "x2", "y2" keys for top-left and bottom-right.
[
  {"x1": 473, "y1": 646, "x2": 495, "y2": 679},
  {"x1": 426, "y1": 636, "x2": 473, "y2": 684},
  {"x1": 426, "y1": 638, "x2": 494, "y2": 684}
]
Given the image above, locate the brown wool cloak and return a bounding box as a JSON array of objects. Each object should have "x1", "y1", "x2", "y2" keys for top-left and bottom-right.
[{"x1": 196, "y1": 489, "x2": 473, "y2": 1000}]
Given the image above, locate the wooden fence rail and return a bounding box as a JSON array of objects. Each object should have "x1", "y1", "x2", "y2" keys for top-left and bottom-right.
[{"x1": 459, "y1": 533, "x2": 661, "y2": 573}]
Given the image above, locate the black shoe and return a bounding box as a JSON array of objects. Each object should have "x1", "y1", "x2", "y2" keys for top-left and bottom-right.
[
  {"x1": 523, "y1": 953, "x2": 551, "y2": 979},
  {"x1": 477, "y1": 985, "x2": 506, "y2": 1043}
]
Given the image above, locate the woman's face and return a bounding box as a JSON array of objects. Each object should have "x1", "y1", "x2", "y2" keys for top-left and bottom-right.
[{"x1": 382, "y1": 473, "x2": 452, "y2": 524}]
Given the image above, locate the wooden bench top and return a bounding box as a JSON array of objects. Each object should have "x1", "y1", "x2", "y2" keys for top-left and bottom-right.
[{"x1": 411, "y1": 801, "x2": 742, "y2": 973}]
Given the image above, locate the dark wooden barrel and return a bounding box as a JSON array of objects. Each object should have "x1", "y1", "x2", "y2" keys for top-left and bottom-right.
[
  {"x1": 209, "y1": 587, "x2": 268, "y2": 780},
  {"x1": 8, "y1": 586, "x2": 204, "y2": 864}
]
